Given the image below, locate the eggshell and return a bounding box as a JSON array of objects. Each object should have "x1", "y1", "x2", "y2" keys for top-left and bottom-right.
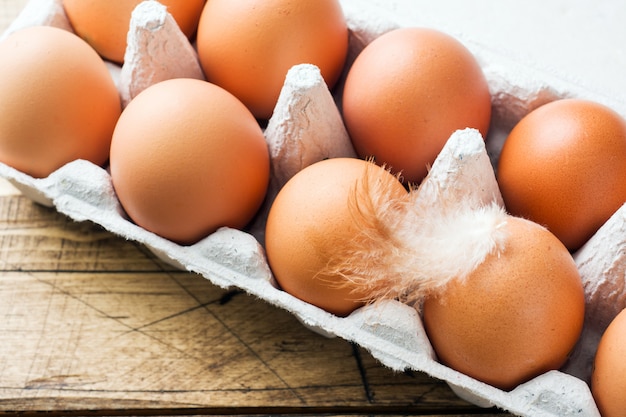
[
  {"x1": 342, "y1": 27, "x2": 492, "y2": 184},
  {"x1": 591, "y1": 308, "x2": 626, "y2": 417},
  {"x1": 0, "y1": 25, "x2": 121, "y2": 178},
  {"x1": 497, "y1": 99, "x2": 626, "y2": 251},
  {"x1": 62, "y1": 0, "x2": 206, "y2": 63},
  {"x1": 422, "y1": 216, "x2": 585, "y2": 391},
  {"x1": 265, "y1": 158, "x2": 407, "y2": 317},
  {"x1": 196, "y1": 0, "x2": 349, "y2": 119},
  {"x1": 109, "y1": 78, "x2": 269, "y2": 245}
]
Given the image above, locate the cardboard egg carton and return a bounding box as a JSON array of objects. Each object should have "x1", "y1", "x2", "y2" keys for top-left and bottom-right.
[{"x1": 2, "y1": 1, "x2": 626, "y2": 416}]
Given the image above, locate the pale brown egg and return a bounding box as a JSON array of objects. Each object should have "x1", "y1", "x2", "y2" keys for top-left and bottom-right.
[
  {"x1": 62, "y1": 0, "x2": 206, "y2": 63},
  {"x1": 342, "y1": 27, "x2": 492, "y2": 184},
  {"x1": 264, "y1": 158, "x2": 408, "y2": 317},
  {"x1": 422, "y1": 216, "x2": 585, "y2": 391},
  {"x1": 109, "y1": 78, "x2": 269, "y2": 245},
  {"x1": 497, "y1": 99, "x2": 626, "y2": 252},
  {"x1": 0, "y1": 25, "x2": 121, "y2": 178},
  {"x1": 196, "y1": 0, "x2": 348, "y2": 120},
  {"x1": 592, "y1": 308, "x2": 626, "y2": 417}
]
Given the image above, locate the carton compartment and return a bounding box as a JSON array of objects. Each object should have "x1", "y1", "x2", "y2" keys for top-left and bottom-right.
[{"x1": 2, "y1": 1, "x2": 626, "y2": 416}]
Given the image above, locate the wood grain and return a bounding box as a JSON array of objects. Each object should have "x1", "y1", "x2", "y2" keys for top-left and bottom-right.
[
  {"x1": 0, "y1": 195, "x2": 507, "y2": 415},
  {"x1": 0, "y1": 2, "x2": 511, "y2": 416}
]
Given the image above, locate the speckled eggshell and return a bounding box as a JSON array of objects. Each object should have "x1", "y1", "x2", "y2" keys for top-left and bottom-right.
[
  {"x1": 591, "y1": 308, "x2": 626, "y2": 417},
  {"x1": 422, "y1": 216, "x2": 585, "y2": 391},
  {"x1": 497, "y1": 99, "x2": 626, "y2": 251}
]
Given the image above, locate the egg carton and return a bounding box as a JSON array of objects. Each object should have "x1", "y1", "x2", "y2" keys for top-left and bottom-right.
[{"x1": 2, "y1": 1, "x2": 626, "y2": 416}]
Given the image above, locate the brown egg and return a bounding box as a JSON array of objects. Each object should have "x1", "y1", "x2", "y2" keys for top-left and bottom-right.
[
  {"x1": 109, "y1": 78, "x2": 269, "y2": 245},
  {"x1": 592, "y1": 308, "x2": 626, "y2": 417},
  {"x1": 196, "y1": 0, "x2": 348, "y2": 120},
  {"x1": 0, "y1": 26, "x2": 121, "y2": 178},
  {"x1": 342, "y1": 27, "x2": 492, "y2": 184},
  {"x1": 497, "y1": 99, "x2": 626, "y2": 252},
  {"x1": 63, "y1": 0, "x2": 206, "y2": 63},
  {"x1": 422, "y1": 216, "x2": 585, "y2": 391},
  {"x1": 265, "y1": 158, "x2": 407, "y2": 317}
]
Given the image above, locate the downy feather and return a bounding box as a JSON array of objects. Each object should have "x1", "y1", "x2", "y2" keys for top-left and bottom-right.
[{"x1": 322, "y1": 163, "x2": 510, "y2": 307}]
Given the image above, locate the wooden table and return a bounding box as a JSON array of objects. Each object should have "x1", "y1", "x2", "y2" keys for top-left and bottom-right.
[{"x1": 0, "y1": 2, "x2": 512, "y2": 416}]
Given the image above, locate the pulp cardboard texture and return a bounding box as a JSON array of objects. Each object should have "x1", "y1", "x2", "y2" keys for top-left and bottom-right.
[
  {"x1": 119, "y1": 1, "x2": 205, "y2": 107},
  {"x1": 1, "y1": 1, "x2": 625, "y2": 416}
]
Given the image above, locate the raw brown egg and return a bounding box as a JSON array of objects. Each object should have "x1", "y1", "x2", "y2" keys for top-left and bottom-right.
[
  {"x1": 62, "y1": 0, "x2": 206, "y2": 63},
  {"x1": 109, "y1": 78, "x2": 269, "y2": 245},
  {"x1": 0, "y1": 25, "x2": 121, "y2": 178},
  {"x1": 497, "y1": 99, "x2": 626, "y2": 252},
  {"x1": 342, "y1": 27, "x2": 492, "y2": 184},
  {"x1": 265, "y1": 158, "x2": 407, "y2": 317},
  {"x1": 592, "y1": 308, "x2": 626, "y2": 417},
  {"x1": 422, "y1": 216, "x2": 585, "y2": 391},
  {"x1": 196, "y1": 0, "x2": 348, "y2": 120}
]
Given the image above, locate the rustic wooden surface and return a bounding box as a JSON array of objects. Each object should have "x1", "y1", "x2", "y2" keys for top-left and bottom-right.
[{"x1": 0, "y1": 2, "x2": 513, "y2": 416}]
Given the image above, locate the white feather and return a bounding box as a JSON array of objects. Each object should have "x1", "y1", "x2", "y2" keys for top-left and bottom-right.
[{"x1": 322, "y1": 165, "x2": 510, "y2": 306}]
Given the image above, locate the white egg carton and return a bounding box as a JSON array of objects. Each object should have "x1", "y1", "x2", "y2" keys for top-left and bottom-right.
[{"x1": 2, "y1": 1, "x2": 626, "y2": 416}]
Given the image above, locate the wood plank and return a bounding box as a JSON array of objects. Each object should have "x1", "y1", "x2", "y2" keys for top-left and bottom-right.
[
  {"x1": 0, "y1": 271, "x2": 487, "y2": 413},
  {"x1": 0, "y1": 194, "x2": 509, "y2": 415},
  {"x1": 0, "y1": 195, "x2": 178, "y2": 272}
]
